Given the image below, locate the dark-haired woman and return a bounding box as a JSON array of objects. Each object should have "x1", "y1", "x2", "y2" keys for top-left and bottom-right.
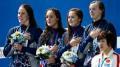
[
  {"x1": 3, "y1": 4, "x2": 42, "y2": 67},
  {"x1": 38, "y1": 8, "x2": 65, "y2": 67}
]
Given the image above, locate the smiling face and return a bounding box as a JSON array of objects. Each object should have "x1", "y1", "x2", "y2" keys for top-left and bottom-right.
[
  {"x1": 18, "y1": 6, "x2": 29, "y2": 26},
  {"x1": 89, "y1": 2, "x2": 102, "y2": 21},
  {"x1": 68, "y1": 11, "x2": 81, "y2": 27},
  {"x1": 46, "y1": 10, "x2": 58, "y2": 28}
]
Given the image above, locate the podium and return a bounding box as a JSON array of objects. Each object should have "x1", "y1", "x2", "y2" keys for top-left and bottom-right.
[{"x1": 0, "y1": 47, "x2": 11, "y2": 67}]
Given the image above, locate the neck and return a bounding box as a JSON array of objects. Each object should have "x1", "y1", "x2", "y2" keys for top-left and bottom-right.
[
  {"x1": 103, "y1": 47, "x2": 111, "y2": 55},
  {"x1": 52, "y1": 24, "x2": 58, "y2": 29},
  {"x1": 24, "y1": 20, "x2": 29, "y2": 27},
  {"x1": 71, "y1": 23, "x2": 81, "y2": 28},
  {"x1": 93, "y1": 16, "x2": 101, "y2": 22}
]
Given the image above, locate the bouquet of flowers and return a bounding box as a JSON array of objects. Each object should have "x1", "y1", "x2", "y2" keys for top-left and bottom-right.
[
  {"x1": 60, "y1": 51, "x2": 78, "y2": 64},
  {"x1": 9, "y1": 31, "x2": 26, "y2": 44},
  {"x1": 36, "y1": 44, "x2": 52, "y2": 59}
]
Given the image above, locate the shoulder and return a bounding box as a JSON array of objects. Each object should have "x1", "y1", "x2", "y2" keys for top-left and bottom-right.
[
  {"x1": 85, "y1": 23, "x2": 92, "y2": 29},
  {"x1": 80, "y1": 26, "x2": 85, "y2": 31},
  {"x1": 9, "y1": 26, "x2": 20, "y2": 30},
  {"x1": 63, "y1": 31, "x2": 68, "y2": 35},
  {"x1": 91, "y1": 54, "x2": 100, "y2": 66},
  {"x1": 5, "y1": 26, "x2": 20, "y2": 37},
  {"x1": 39, "y1": 30, "x2": 51, "y2": 38},
  {"x1": 113, "y1": 53, "x2": 120, "y2": 67},
  {"x1": 104, "y1": 20, "x2": 116, "y2": 32},
  {"x1": 62, "y1": 31, "x2": 69, "y2": 38},
  {"x1": 62, "y1": 31, "x2": 69, "y2": 43},
  {"x1": 36, "y1": 27, "x2": 43, "y2": 34},
  {"x1": 91, "y1": 54, "x2": 100, "y2": 63},
  {"x1": 113, "y1": 53, "x2": 120, "y2": 60},
  {"x1": 84, "y1": 24, "x2": 92, "y2": 34},
  {"x1": 8, "y1": 26, "x2": 20, "y2": 33},
  {"x1": 85, "y1": 24, "x2": 92, "y2": 31},
  {"x1": 103, "y1": 19, "x2": 114, "y2": 26},
  {"x1": 107, "y1": 21, "x2": 115, "y2": 28},
  {"x1": 102, "y1": 19, "x2": 114, "y2": 26}
]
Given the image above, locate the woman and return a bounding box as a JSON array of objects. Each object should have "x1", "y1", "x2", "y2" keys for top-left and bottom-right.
[
  {"x1": 73, "y1": 1, "x2": 116, "y2": 66},
  {"x1": 3, "y1": 4, "x2": 42, "y2": 67},
  {"x1": 91, "y1": 31, "x2": 120, "y2": 67},
  {"x1": 38, "y1": 8, "x2": 65, "y2": 67},
  {"x1": 57, "y1": 8, "x2": 84, "y2": 66}
]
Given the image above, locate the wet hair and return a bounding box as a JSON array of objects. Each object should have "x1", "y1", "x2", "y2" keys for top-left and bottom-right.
[
  {"x1": 90, "y1": 0, "x2": 105, "y2": 19},
  {"x1": 67, "y1": 8, "x2": 83, "y2": 40},
  {"x1": 45, "y1": 8, "x2": 65, "y2": 37},
  {"x1": 97, "y1": 31, "x2": 116, "y2": 49},
  {"x1": 20, "y1": 4, "x2": 37, "y2": 27},
  {"x1": 68, "y1": 8, "x2": 83, "y2": 23}
]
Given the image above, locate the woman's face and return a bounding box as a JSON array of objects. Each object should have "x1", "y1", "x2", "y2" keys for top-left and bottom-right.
[
  {"x1": 46, "y1": 10, "x2": 58, "y2": 28},
  {"x1": 18, "y1": 6, "x2": 29, "y2": 26},
  {"x1": 98, "y1": 39, "x2": 110, "y2": 52},
  {"x1": 68, "y1": 11, "x2": 81, "y2": 27},
  {"x1": 89, "y1": 3, "x2": 102, "y2": 21}
]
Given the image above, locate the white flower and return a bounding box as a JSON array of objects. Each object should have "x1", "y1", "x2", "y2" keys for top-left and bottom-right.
[
  {"x1": 60, "y1": 51, "x2": 78, "y2": 64},
  {"x1": 10, "y1": 31, "x2": 26, "y2": 44},
  {"x1": 36, "y1": 44, "x2": 51, "y2": 59}
]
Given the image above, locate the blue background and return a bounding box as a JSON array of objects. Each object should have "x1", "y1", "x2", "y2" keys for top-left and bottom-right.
[{"x1": 0, "y1": 0, "x2": 120, "y2": 66}]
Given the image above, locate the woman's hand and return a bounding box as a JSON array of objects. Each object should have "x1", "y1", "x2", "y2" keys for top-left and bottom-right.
[
  {"x1": 50, "y1": 44, "x2": 58, "y2": 53},
  {"x1": 13, "y1": 43, "x2": 23, "y2": 51},
  {"x1": 23, "y1": 32, "x2": 31, "y2": 40},
  {"x1": 69, "y1": 37, "x2": 81, "y2": 47},
  {"x1": 89, "y1": 28, "x2": 101, "y2": 39}
]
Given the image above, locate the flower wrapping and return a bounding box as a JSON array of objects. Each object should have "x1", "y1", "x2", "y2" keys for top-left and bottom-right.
[
  {"x1": 60, "y1": 51, "x2": 78, "y2": 64},
  {"x1": 36, "y1": 45, "x2": 52, "y2": 59},
  {"x1": 9, "y1": 31, "x2": 26, "y2": 44}
]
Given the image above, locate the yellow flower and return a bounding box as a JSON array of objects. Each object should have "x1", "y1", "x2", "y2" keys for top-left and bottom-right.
[
  {"x1": 36, "y1": 45, "x2": 52, "y2": 59},
  {"x1": 10, "y1": 31, "x2": 26, "y2": 44},
  {"x1": 15, "y1": 31, "x2": 21, "y2": 36}
]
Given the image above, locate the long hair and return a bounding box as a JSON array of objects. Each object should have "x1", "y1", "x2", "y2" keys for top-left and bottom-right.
[
  {"x1": 45, "y1": 8, "x2": 65, "y2": 37},
  {"x1": 21, "y1": 4, "x2": 37, "y2": 27},
  {"x1": 39, "y1": 8, "x2": 65, "y2": 46},
  {"x1": 67, "y1": 8, "x2": 83, "y2": 40}
]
